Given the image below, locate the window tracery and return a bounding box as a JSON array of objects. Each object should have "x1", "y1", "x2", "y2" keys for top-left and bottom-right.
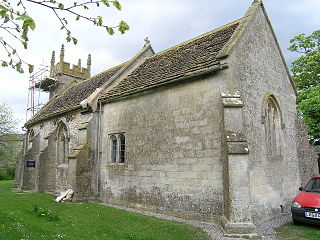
[{"x1": 263, "y1": 95, "x2": 282, "y2": 157}]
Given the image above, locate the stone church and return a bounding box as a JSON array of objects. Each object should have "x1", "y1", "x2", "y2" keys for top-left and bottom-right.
[{"x1": 15, "y1": 0, "x2": 317, "y2": 238}]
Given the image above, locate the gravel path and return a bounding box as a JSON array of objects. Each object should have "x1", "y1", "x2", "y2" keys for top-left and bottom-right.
[
  {"x1": 257, "y1": 213, "x2": 291, "y2": 240},
  {"x1": 101, "y1": 203, "x2": 292, "y2": 240}
]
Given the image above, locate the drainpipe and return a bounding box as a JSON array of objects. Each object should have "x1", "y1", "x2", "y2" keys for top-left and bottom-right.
[{"x1": 96, "y1": 101, "x2": 102, "y2": 196}]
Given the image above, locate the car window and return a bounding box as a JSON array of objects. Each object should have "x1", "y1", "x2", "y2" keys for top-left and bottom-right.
[{"x1": 305, "y1": 178, "x2": 320, "y2": 193}]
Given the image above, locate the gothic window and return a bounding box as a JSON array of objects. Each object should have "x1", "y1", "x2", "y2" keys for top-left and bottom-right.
[
  {"x1": 27, "y1": 129, "x2": 35, "y2": 150},
  {"x1": 263, "y1": 96, "x2": 282, "y2": 157},
  {"x1": 109, "y1": 133, "x2": 125, "y2": 163},
  {"x1": 57, "y1": 123, "x2": 69, "y2": 165},
  {"x1": 110, "y1": 135, "x2": 117, "y2": 163},
  {"x1": 28, "y1": 129, "x2": 35, "y2": 142}
]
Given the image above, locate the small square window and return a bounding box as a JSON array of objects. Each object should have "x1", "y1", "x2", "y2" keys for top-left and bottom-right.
[{"x1": 109, "y1": 133, "x2": 125, "y2": 163}]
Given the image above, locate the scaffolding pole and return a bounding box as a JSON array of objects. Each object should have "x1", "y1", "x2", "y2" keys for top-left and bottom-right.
[{"x1": 26, "y1": 65, "x2": 49, "y2": 121}]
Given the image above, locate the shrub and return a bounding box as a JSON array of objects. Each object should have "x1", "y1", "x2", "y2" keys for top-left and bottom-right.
[{"x1": 0, "y1": 166, "x2": 15, "y2": 180}]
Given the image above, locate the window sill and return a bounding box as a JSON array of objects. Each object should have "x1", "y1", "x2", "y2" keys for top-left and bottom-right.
[
  {"x1": 106, "y1": 162, "x2": 126, "y2": 167},
  {"x1": 266, "y1": 155, "x2": 282, "y2": 161}
]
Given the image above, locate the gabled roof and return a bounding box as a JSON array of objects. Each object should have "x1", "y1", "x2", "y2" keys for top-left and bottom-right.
[
  {"x1": 26, "y1": 64, "x2": 123, "y2": 126},
  {"x1": 26, "y1": 1, "x2": 268, "y2": 127},
  {"x1": 26, "y1": 19, "x2": 240, "y2": 127},
  {"x1": 99, "y1": 20, "x2": 240, "y2": 101}
]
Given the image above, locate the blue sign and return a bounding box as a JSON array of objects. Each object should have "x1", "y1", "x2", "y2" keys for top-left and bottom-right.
[{"x1": 26, "y1": 161, "x2": 36, "y2": 167}]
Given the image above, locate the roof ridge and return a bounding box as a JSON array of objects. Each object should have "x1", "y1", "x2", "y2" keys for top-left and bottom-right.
[
  {"x1": 81, "y1": 43, "x2": 155, "y2": 111},
  {"x1": 25, "y1": 11, "x2": 242, "y2": 127},
  {"x1": 25, "y1": 62, "x2": 125, "y2": 127},
  {"x1": 216, "y1": 0, "x2": 263, "y2": 59},
  {"x1": 153, "y1": 18, "x2": 242, "y2": 58},
  {"x1": 76, "y1": 61, "x2": 127, "y2": 86}
]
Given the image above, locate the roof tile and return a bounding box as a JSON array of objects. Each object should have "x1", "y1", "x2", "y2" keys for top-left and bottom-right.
[
  {"x1": 26, "y1": 65, "x2": 122, "y2": 126},
  {"x1": 26, "y1": 19, "x2": 240, "y2": 126},
  {"x1": 100, "y1": 21, "x2": 239, "y2": 100}
]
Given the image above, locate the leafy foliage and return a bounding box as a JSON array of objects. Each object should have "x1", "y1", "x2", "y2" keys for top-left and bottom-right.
[
  {"x1": 0, "y1": 103, "x2": 20, "y2": 180},
  {"x1": 296, "y1": 85, "x2": 320, "y2": 143},
  {"x1": 0, "y1": 165, "x2": 15, "y2": 180},
  {"x1": 0, "y1": 0, "x2": 129, "y2": 73},
  {"x1": 0, "y1": 103, "x2": 18, "y2": 135},
  {"x1": 289, "y1": 31, "x2": 320, "y2": 143}
]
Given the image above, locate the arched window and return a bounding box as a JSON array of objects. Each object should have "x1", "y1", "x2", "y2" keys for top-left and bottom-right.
[
  {"x1": 57, "y1": 123, "x2": 69, "y2": 165},
  {"x1": 263, "y1": 96, "x2": 282, "y2": 156},
  {"x1": 119, "y1": 134, "x2": 125, "y2": 163},
  {"x1": 27, "y1": 129, "x2": 35, "y2": 151},
  {"x1": 28, "y1": 129, "x2": 35, "y2": 143},
  {"x1": 110, "y1": 135, "x2": 117, "y2": 163}
]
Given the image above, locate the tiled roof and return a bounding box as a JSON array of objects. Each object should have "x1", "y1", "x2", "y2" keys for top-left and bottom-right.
[
  {"x1": 25, "y1": 65, "x2": 122, "y2": 126},
  {"x1": 100, "y1": 20, "x2": 240, "y2": 101},
  {"x1": 26, "y1": 19, "x2": 240, "y2": 126}
]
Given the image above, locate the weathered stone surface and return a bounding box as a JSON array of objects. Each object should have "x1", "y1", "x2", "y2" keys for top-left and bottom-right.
[
  {"x1": 100, "y1": 75, "x2": 224, "y2": 216},
  {"x1": 15, "y1": 1, "x2": 318, "y2": 239},
  {"x1": 225, "y1": 130, "x2": 247, "y2": 142},
  {"x1": 223, "y1": 4, "x2": 302, "y2": 225},
  {"x1": 227, "y1": 142, "x2": 249, "y2": 154},
  {"x1": 222, "y1": 95, "x2": 244, "y2": 108}
]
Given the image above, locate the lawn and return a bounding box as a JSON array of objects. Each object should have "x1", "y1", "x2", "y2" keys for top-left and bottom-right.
[
  {"x1": 0, "y1": 180, "x2": 210, "y2": 240},
  {"x1": 276, "y1": 222, "x2": 320, "y2": 240}
]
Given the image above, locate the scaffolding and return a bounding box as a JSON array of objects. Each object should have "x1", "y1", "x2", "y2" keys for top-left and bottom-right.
[{"x1": 26, "y1": 64, "x2": 49, "y2": 121}]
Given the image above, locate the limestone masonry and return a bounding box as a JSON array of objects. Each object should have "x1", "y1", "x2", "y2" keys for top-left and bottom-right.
[{"x1": 15, "y1": 0, "x2": 318, "y2": 238}]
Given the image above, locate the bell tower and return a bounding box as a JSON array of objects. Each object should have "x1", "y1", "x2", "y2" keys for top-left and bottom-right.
[{"x1": 35, "y1": 45, "x2": 91, "y2": 99}]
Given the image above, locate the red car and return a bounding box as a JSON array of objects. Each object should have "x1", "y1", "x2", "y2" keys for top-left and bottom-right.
[{"x1": 291, "y1": 175, "x2": 320, "y2": 225}]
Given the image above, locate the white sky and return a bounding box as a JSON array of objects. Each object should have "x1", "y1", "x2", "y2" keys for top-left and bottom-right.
[{"x1": 0, "y1": 0, "x2": 319, "y2": 132}]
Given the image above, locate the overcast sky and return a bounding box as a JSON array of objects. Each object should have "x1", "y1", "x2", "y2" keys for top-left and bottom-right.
[{"x1": 1, "y1": 0, "x2": 319, "y2": 131}]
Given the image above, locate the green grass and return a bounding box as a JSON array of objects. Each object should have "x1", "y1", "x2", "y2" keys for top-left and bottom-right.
[
  {"x1": 276, "y1": 222, "x2": 320, "y2": 240},
  {"x1": 0, "y1": 180, "x2": 209, "y2": 240}
]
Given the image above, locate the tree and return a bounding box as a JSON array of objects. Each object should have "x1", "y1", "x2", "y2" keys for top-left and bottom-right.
[
  {"x1": 289, "y1": 30, "x2": 320, "y2": 144},
  {"x1": 0, "y1": 102, "x2": 18, "y2": 135},
  {"x1": 0, "y1": 103, "x2": 20, "y2": 180},
  {"x1": 0, "y1": 0, "x2": 129, "y2": 73}
]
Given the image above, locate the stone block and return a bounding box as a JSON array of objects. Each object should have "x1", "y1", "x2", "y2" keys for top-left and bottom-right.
[
  {"x1": 227, "y1": 142, "x2": 249, "y2": 154},
  {"x1": 167, "y1": 171, "x2": 182, "y2": 179},
  {"x1": 193, "y1": 179, "x2": 202, "y2": 187},
  {"x1": 193, "y1": 164, "x2": 212, "y2": 172},
  {"x1": 182, "y1": 171, "x2": 198, "y2": 179},
  {"x1": 221, "y1": 95, "x2": 244, "y2": 108},
  {"x1": 178, "y1": 164, "x2": 193, "y2": 171}
]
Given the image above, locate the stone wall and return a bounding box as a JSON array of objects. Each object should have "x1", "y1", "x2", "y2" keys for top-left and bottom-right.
[
  {"x1": 15, "y1": 139, "x2": 26, "y2": 188},
  {"x1": 225, "y1": 6, "x2": 301, "y2": 223},
  {"x1": 22, "y1": 133, "x2": 40, "y2": 190},
  {"x1": 74, "y1": 144, "x2": 94, "y2": 199},
  {"x1": 19, "y1": 112, "x2": 87, "y2": 193},
  {"x1": 100, "y1": 74, "x2": 225, "y2": 218},
  {"x1": 38, "y1": 129, "x2": 57, "y2": 192}
]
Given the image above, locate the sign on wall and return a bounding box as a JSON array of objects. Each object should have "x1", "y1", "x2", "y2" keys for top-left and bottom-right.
[{"x1": 26, "y1": 161, "x2": 36, "y2": 168}]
